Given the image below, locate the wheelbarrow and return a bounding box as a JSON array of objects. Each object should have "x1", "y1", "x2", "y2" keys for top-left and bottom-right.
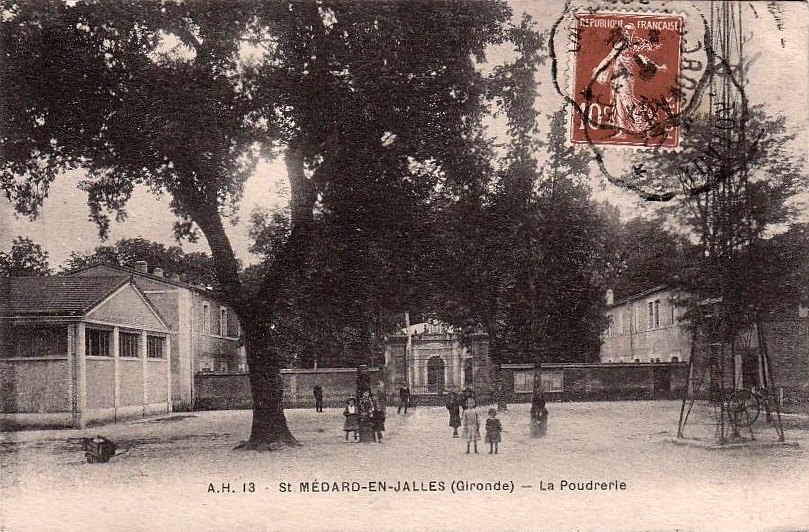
[{"x1": 81, "y1": 436, "x2": 127, "y2": 463}]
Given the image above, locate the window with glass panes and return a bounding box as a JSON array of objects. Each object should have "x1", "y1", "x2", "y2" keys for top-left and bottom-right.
[
  {"x1": 86, "y1": 328, "x2": 111, "y2": 356},
  {"x1": 119, "y1": 332, "x2": 140, "y2": 357},
  {"x1": 513, "y1": 371, "x2": 533, "y2": 392},
  {"x1": 147, "y1": 335, "x2": 164, "y2": 358},
  {"x1": 10, "y1": 326, "x2": 67, "y2": 357}
]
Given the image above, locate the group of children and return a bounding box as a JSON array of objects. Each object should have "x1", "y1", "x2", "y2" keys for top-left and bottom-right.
[
  {"x1": 459, "y1": 397, "x2": 502, "y2": 454},
  {"x1": 339, "y1": 388, "x2": 536, "y2": 454},
  {"x1": 343, "y1": 390, "x2": 386, "y2": 443}
]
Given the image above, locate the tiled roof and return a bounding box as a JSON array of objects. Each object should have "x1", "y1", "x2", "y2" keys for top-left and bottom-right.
[
  {"x1": 610, "y1": 284, "x2": 671, "y2": 307},
  {"x1": 0, "y1": 276, "x2": 130, "y2": 317},
  {"x1": 63, "y1": 263, "x2": 228, "y2": 300}
]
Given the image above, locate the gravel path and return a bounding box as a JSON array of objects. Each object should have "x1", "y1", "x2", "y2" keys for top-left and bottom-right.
[{"x1": 1, "y1": 400, "x2": 807, "y2": 531}]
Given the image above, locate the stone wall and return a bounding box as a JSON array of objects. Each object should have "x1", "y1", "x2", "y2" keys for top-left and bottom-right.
[
  {"x1": 193, "y1": 367, "x2": 384, "y2": 410},
  {"x1": 499, "y1": 363, "x2": 689, "y2": 402}
]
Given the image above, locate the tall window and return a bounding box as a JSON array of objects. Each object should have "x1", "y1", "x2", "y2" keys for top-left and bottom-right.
[
  {"x1": 86, "y1": 328, "x2": 111, "y2": 357},
  {"x1": 654, "y1": 300, "x2": 660, "y2": 329},
  {"x1": 119, "y1": 332, "x2": 140, "y2": 357},
  {"x1": 203, "y1": 303, "x2": 210, "y2": 333},
  {"x1": 648, "y1": 302, "x2": 654, "y2": 330},
  {"x1": 220, "y1": 307, "x2": 227, "y2": 337},
  {"x1": 147, "y1": 336, "x2": 164, "y2": 358}
]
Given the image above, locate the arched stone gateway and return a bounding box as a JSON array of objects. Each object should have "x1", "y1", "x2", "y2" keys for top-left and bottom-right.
[{"x1": 427, "y1": 356, "x2": 445, "y2": 393}]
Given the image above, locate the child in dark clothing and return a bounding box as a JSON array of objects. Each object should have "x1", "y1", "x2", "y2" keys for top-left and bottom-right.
[
  {"x1": 485, "y1": 408, "x2": 502, "y2": 454},
  {"x1": 343, "y1": 397, "x2": 359, "y2": 442}
]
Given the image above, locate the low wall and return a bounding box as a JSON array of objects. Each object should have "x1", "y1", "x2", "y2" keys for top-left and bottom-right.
[
  {"x1": 498, "y1": 363, "x2": 689, "y2": 403},
  {"x1": 561, "y1": 363, "x2": 687, "y2": 401},
  {"x1": 193, "y1": 372, "x2": 252, "y2": 410},
  {"x1": 194, "y1": 367, "x2": 384, "y2": 410},
  {"x1": 119, "y1": 359, "x2": 143, "y2": 407},
  {"x1": 1, "y1": 355, "x2": 171, "y2": 429},
  {"x1": 86, "y1": 358, "x2": 114, "y2": 409}
]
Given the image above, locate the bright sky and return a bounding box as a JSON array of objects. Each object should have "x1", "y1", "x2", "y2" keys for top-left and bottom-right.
[{"x1": 1, "y1": 1, "x2": 806, "y2": 269}]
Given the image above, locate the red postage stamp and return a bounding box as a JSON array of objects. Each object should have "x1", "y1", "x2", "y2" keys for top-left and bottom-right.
[{"x1": 570, "y1": 12, "x2": 684, "y2": 148}]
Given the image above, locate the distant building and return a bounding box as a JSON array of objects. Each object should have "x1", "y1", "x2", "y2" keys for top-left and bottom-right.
[
  {"x1": 1, "y1": 276, "x2": 172, "y2": 428},
  {"x1": 600, "y1": 285, "x2": 808, "y2": 404},
  {"x1": 65, "y1": 263, "x2": 245, "y2": 411},
  {"x1": 383, "y1": 322, "x2": 493, "y2": 397},
  {"x1": 600, "y1": 286, "x2": 690, "y2": 364}
]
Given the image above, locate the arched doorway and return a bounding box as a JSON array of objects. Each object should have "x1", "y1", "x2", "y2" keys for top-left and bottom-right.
[{"x1": 427, "y1": 356, "x2": 445, "y2": 393}]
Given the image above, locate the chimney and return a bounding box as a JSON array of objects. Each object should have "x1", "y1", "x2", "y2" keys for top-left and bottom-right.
[
  {"x1": 153, "y1": 267, "x2": 164, "y2": 277},
  {"x1": 171, "y1": 273, "x2": 181, "y2": 282},
  {"x1": 605, "y1": 289, "x2": 614, "y2": 306},
  {"x1": 134, "y1": 260, "x2": 148, "y2": 273}
]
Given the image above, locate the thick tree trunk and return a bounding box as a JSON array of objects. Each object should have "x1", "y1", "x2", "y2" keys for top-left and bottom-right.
[
  {"x1": 180, "y1": 145, "x2": 314, "y2": 450},
  {"x1": 235, "y1": 330, "x2": 299, "y2": 450},
  {"x1": 180, "y1": 188, "x2": 301, "y2": 450},
  {"x1": 236, "y1": 145, "x2": 314, "y2": 449}
]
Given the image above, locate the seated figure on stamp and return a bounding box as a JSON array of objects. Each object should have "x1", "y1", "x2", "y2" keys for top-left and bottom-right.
[{"x1": 591, "y1": 24, "x2": 667, "y2": 139}]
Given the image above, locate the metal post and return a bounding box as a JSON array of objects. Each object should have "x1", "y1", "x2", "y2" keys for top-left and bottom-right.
[{"x1": 404, "y1": 311, "x2": 411, "y2": 388}]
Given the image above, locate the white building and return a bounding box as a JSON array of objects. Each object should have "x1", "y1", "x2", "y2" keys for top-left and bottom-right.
[{"x1": 600, "y1": 286, "x2": 691, "y2": 363}]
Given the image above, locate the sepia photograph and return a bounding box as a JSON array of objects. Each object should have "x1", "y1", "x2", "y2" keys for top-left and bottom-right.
[{"x1": 1, "y1": 1, "x2": 807, "y2": 530}]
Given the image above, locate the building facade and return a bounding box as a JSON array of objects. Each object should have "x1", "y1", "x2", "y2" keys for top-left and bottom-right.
[
  {"x1": 600, "y1": 286, "x2": 691, "y2": 364},
  {"x1": 66, "y1": 264, "x2": 244, "y2": 411},
  {"x1": 1, "y1": 277, "x2": 172, "y2": 428},
  {"x1": 600, "y1": 285, "x2": 808, "y2": 405},
  {"x1": 383, "y1": 322, "x2": 494, "y2": 398}
]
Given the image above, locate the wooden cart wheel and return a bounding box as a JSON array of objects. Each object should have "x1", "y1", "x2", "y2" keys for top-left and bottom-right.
[{"x1": 729, "y1": 389, "x2": 760, "y2": 427}]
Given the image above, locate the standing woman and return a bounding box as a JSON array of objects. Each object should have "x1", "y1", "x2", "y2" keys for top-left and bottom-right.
[
  {"x1": 461, "y1": 397, "x2": 480, "y2": 454},
  {"x1": 530, "y1": 390, "x2": 548, "y2": 438},
  {"x1": 446, "y1": 391, "x2": 461, "y2": 438},
  {"x1": 358, "y1": 389, "x2": 375, "y2": 443}
]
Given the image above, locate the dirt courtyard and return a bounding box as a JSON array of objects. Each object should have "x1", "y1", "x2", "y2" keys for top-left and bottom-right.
[{"x1": 1, "y1": 400, "x2": 807, "y2": 532}]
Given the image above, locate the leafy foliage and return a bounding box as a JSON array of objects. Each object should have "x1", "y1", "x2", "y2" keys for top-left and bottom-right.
[
  {"x1": 611, "y1": 216, "x2": 697, "y2": 300},
  {"x1": 61, "y1": 237, "x2": 219, "y2": 286},
  {"x1": 424, "y1": 20, "x2": 618, "y2": 365},
  {"x1": 0, "y1": 236, "x2": 52, "y2": 277},
  {"x1": 625, "y1": 105, "x2": 806, "y2": 339}
]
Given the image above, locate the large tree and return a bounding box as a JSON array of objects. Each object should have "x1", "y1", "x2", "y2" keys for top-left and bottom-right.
[
  {"x1": 626, "y1": 105, "x2": 806, "y2": 344},
  {"x1": 0, "y1": 236, "x2": 52, "y2": 277},
  {"x1": 427, "y1": 19, "x2": 617, "y2": 365},
  {"x1": 611, "y1": 215, "x2": 697, "y2": 300},
  {"x1": 1, "y1": 0, "x2": 512, "y2": 448}
]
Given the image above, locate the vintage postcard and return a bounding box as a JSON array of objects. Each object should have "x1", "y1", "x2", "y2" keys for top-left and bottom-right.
[{"x1": 1, "y1": 1, "x2": 807, "y2": 531}]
